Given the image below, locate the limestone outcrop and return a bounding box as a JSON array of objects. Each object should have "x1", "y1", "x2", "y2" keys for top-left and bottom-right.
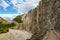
[{"x1": 17, "y1": 0, "x2": 60, "y2": 40}]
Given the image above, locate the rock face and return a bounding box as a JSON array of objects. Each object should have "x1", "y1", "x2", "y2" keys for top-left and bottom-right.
[
  {"x1": 18, "y1": 0, "x2": 60, "y2": 40},
  {"x1": 20, "y1": 0, "x2": 60, "y2": 33}
]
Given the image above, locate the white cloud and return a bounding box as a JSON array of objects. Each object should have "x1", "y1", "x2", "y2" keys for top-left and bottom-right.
[
  {"x1": 11, "y1": 0, "x2": 24, "y2": 5},
  {"x1": 0, "y1": 14, "x2": 20, "y2": 21},
  {"x1": 11, "y1": 0, "x2": 40, "y2": 13},
  {"x1": 0, "y1": 0, "x2": 40, "y2": 13},
  {"x1": 0, "y1": 0, "x2": 10, "y2": 9}
]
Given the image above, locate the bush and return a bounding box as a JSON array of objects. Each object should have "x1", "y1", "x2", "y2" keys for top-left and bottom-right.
[
  {"x1": 0, "y1": 22, "x2": 16, "y2": 34},
  {"x1": 0, "y1": 28, "x2": 9, "y2": 34},
  {"x1": 13, "y1": 16, "x2": 23, "y2": 23}
]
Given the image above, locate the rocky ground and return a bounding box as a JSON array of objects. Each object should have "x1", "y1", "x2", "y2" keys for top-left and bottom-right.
[
  {"x1": 42, "y1": 30, "x2": 60, "y2": 40},
  {"x1": 0, "y1": 29, "x2": 32, "y2": 40}
]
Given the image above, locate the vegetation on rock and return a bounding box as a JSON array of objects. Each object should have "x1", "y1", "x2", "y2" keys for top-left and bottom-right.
[
  {"x1": 0, "y1": 17, "x2": 16, "y2": 33},
  {"x1": 13, "y1": 16, "x2": 23, "y2": 29},
  {"x1": 13, "y1": 16, "x2": 23, "y2": 23}
]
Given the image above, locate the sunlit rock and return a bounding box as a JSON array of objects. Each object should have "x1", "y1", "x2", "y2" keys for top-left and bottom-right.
[{"x1": 0, "y1": 29, "x2": 32, "y2": 40}]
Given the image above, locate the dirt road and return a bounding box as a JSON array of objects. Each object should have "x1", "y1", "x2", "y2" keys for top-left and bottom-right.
[{"x1": 43, "y1": 30, "x2": 60, "y2": 40}]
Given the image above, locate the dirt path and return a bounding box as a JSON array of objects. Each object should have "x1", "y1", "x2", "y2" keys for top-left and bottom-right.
[
  {"x1": 43, "y1": 30, "x2": 60, "y2": 40},
  {"x1": 0, "y1": 29, "x2": 32, "y2": 40}
]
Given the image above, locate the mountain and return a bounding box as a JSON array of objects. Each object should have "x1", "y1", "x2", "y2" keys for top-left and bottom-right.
[
  {"x1": 4, "y1": 17, "x2": 12, "y2": 22},
  {"x1": 0, "y1": 17, "x2": 5, "y2": 21},
  {"x1": 13, "y1": 0, "x2": 60, "y2": 40},
  {"x1": 0, "y1": 17, "x2": 10, "y2": 24},
  {"x1": 0, "y1": 0, "x2": 60, "y2": 40}
]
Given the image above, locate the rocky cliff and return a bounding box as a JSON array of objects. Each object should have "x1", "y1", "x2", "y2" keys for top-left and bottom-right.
[
  {"x1": 20, "y1": 0, "x2": 60, "y2": 33},
  {"x1": 13, "y1": 0, "x2": 60, "y2": 40}
]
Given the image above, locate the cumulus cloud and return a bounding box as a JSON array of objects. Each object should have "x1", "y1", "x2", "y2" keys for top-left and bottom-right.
[
  {"x1": 11, "y1": 0, "x2": 40, "y2": 13},
  {"x1": 0, "y1": 0, "x2": 40, "y2": 13},
  {"x1": 0, "y1": 0, "x2": 10, "y2": 10}
]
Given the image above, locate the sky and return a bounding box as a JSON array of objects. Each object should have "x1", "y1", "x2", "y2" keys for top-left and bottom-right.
[{"x1": 0, "y1": 0, "x2": 40, "y2": 21}]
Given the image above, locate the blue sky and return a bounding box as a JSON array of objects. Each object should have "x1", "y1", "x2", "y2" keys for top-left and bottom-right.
[{"x1": 0, "y1": 0, "x2": 40, "y2": 21}]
